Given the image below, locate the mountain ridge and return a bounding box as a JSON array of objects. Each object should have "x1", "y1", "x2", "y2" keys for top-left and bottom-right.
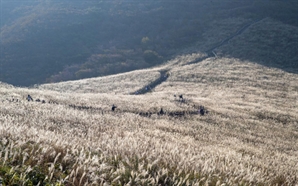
[{"x1": 1, "y1": 0, "x2": 298, "y2": 86}]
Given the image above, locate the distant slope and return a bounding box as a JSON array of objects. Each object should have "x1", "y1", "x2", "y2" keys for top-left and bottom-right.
[
  {"x1": 1, "y1": 0, "x2": 298, "y2": 86},
  {"x1": 0, "y1": 0, "x2": 217, "y2": 86},
  {"x1": 217, "y1": 18, "x2": 298, "y2": 73},
  {"x1": 37, "y1": 16, "x2": 298, "y2": 95}
]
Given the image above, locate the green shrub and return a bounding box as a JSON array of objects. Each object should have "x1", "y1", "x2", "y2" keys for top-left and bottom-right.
[
  {"x1": 141, "y1": 37, "x2": 150, "y2": 44},
  {"x1": 143, "y1": 50, "x2": 163, "y2": 64}
]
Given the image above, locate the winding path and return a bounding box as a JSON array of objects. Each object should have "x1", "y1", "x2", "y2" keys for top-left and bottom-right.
[
  {"x1": 188, "y1": 18, "x2": 265, "y2": 65},
  {"x1": 135, "y1": 18, "x2": 265, "y2": 94},
  {"x1": 130, "y1": 70, "x2": 169, "y2": 95}
]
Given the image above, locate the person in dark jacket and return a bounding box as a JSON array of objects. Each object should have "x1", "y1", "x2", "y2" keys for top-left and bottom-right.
[
  {"x1": 179, "y1": 94, "x2": 183, "y2": 100},
  {"x1": 159, "y1": 108, "x2": 165, "y2": 115},
  {"x1": 112, "y1": 104, "x2": 117, "y2": 111},
  {"x1": 27, "y1": 94, "x2": 33, "y2": 101},
  {"x1": 199, "y1": 106, "x2": 205, "y2": 116}
]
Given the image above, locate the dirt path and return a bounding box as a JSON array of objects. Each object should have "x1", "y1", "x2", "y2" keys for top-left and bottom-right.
[
  {"x1": 133, "y1": 18, "x2": 265, "y2": 94},
  {"x1": 131, "y1": 70, "x2": 169, "y2": 95},
  {"x1": 188, "y1": 18, "x2": 265, "y2": 65}
]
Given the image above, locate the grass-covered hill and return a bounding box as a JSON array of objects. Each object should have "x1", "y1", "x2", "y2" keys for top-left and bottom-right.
[
  {"x1": 1, "y1": 0, "x2": 298, "y2": 86},
  {"x1": 0, "y1": 2, "x2": 298, "y2": 184},
  {"x1": 0, "y1": 47, "x2": 298, "y2": 185}
]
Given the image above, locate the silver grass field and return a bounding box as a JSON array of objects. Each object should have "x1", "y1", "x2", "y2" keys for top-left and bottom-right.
[{"x1": 0, "y1": 18, "x2": 298, "y2": 186}]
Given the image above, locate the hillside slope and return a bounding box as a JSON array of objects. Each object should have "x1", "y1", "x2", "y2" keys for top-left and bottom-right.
[
  {"x1": 1, "y1": 0, "x2": 298, "y2": 86},
  {"x1": 1, "y1": 53, "x2": 297, "y2": 185},
  {"x1": 218, "y1": 18, "x2": 298, "y2": 73},
  {"x1": 37, "y1": 17, "x2": 298, "y2": 95}
]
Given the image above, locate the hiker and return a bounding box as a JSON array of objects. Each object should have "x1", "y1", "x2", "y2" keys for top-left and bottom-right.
[
  {"x1": 199, "y1": 106, "x2": 205, "y2": 116},
  {"x1": 27, "y1": 94, "x2": 33, "y2": 101},
  {"x1": 112, "y1": 104, "x2": 117, "y2": 111},
  {"x1": 159, "y1": 108, "x2": 165, "y2": 115},
  {"x1": 179, "y1": 94, "x2": 183, "y2": 100},
  {"x1": 179, "y1": 94, "x2": 185, "y2": 102}
]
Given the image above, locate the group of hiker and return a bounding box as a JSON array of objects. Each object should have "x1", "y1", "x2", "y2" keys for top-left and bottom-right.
[
  {"x1": 156, "y1": 106, "x2": 207, "y2": 116},
  {"x1": 112, "y1": 94, "x2": 208, "y2": 116},
  {"x1": 24, "y1": 94, "x2": 208, "y2": 116},
  {"x1": 26, "y1": 94, "x2": 46, "y2": 103}
]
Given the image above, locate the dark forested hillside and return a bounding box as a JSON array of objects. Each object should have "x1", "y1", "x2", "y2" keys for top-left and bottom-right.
[{"x1": 0, "y1": 0, "x2": 297, "y2": 86}]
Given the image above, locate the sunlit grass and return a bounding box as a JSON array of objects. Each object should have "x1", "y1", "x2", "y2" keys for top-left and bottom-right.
[{"x1": 1, "y1": 52, "x2": 297, "y2": 185}]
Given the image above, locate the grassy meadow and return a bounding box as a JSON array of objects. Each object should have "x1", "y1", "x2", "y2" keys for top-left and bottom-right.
[
  {"x1": 1, "y1": 53, "x2": 297, "y2": 185},
  {"x1": 37, "y1": 69, "x2": 161, "y2": 95},
  {"x1": 1, "y1": 14, "x2": 298, "y2": 186}
]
